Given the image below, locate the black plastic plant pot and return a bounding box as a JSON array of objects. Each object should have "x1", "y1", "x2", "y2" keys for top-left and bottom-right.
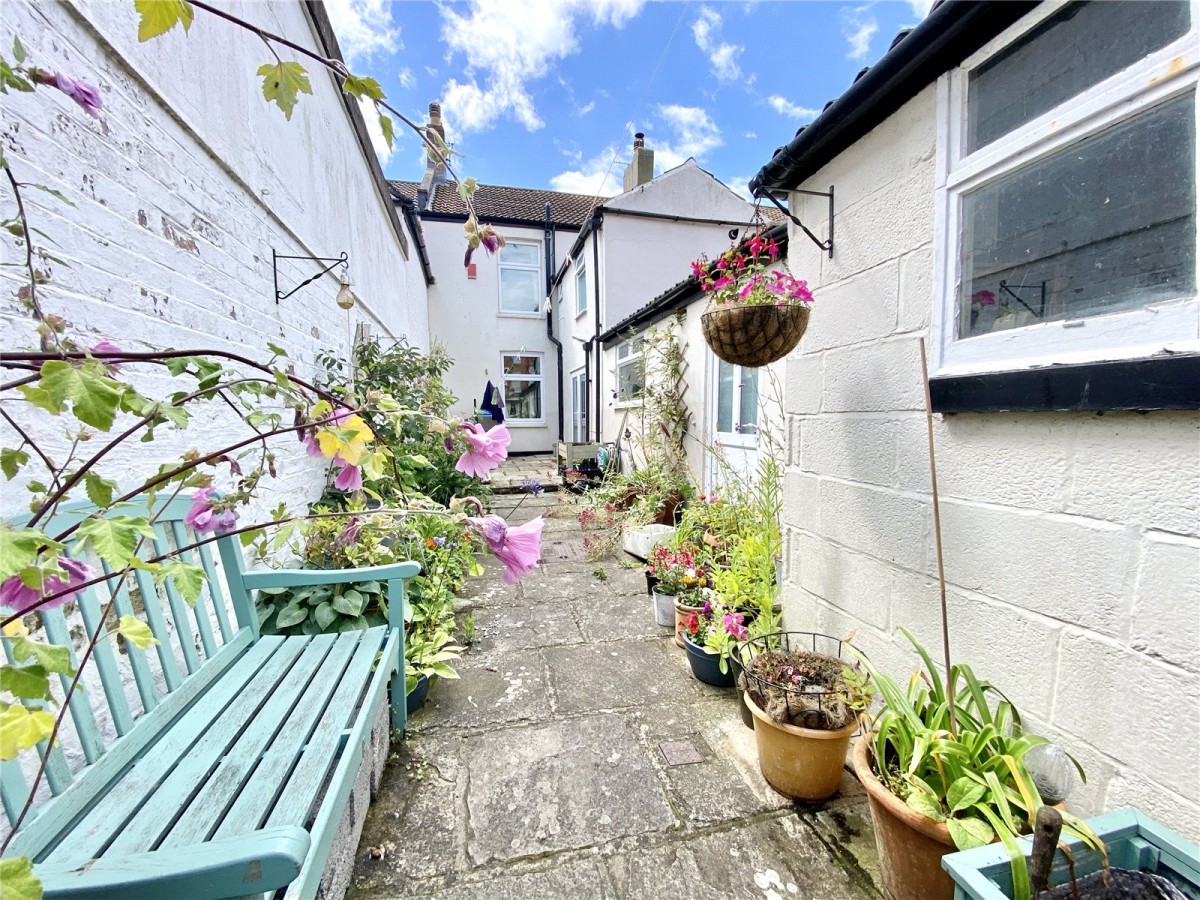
[
  {"x1": 646, "y1": 572, "x2": 660, "y2": 596},
  {"x1": 406, "y1": 673, "x2": 431, "y2": 715},
  {"x1": 683, "y1": 634, "x2": 736, "y2": 687}
]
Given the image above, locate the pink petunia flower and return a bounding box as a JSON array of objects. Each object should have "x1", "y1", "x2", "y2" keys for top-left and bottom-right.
[
  {"x1": 0, "y1": 557, "x2": 96, "y2": 615},
  {"x1": 333, "y1": 460, "x2": 363, "y2": 491},
  {"x1": 467, "y1": 515, "x2": 543, "y2": 584},
  {"x1": 455, "y1": 422, "x2": 511, "y2": 479},
  {"x1": 184, "y1": 488, "x2": 238, "y2": 533}
]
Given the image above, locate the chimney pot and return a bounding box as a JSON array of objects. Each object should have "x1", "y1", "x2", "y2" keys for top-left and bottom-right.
[{"x1": 633, "y1": 132, "x2": 645, "y2": 150}]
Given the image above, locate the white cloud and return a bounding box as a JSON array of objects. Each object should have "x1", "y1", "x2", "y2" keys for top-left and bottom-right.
[
  {"x1": 649, "y1": 104, "x2": 723, "y2": 170},
  {"x1": 908, "y1": 0, "x2": 934, "y2": 18},
  {"x1": 550, "y1": 145, "x2": 624, "y2": 195},
  {"x1": 744, "y1": 131, "x2": 757, "y2": 139},
  {"x1": 325, "y1": 0, "x2": 400, "y2": 66},
  {"x1": 842, "y1": 6, "x2": 878, "y2": 61},
  {"x1": 692, "y1": 6, "x2": 744, "y2": 83},
  {"x1": 438, "y1": 0, "x2": 645, "y2": 135},
  {"x1": 575, "y1": 100, "x2": 596, "y2": 117},
  {"x1": 767, "y1": 94, "x2": 821, "y2": 122},
  {"x1": 359, "y1": 96, "x2": 397, "y2": 166},
  {"x1": 398, "y1": 67, "x2": 416, "y2": 90}
]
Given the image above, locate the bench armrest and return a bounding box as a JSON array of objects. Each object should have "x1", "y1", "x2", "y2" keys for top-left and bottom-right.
[
  {"x1": 240, "y1": 560, "x2": 421, "y2": 590},
  {"x1": 35, "y1": 826, "x2": 311, "y2": 899}
]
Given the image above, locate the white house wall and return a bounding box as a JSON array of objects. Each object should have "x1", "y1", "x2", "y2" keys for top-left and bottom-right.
[
  {"x1": 780, "y1": 85, "x2": 1200, "y2": 837},
  {"x1": 1, "y1": 0, "x2": 424, "y2": 518}
]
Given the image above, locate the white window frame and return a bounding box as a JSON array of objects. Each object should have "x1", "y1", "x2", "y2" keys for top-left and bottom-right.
[
  {"x1": 497, "y1": 241, "x2": 543, "y2": 317},
  {"x1": 712, "y1": 356, "x2": 759, "y2": 449},
  {"x1": 575, "y1": 261, "x2": 588, "y2": 318},
  {"x1": 614, "y1": 338, "x2": 644, "y2": 408},
  {"x1": 570, "y1": 367, "x2": 587, "y2": 442},
  {"x1": 930, "y1": 0, "x2": 1200, "y2": 378},
  {"x1": 501, "y1": 352, "x2": 545, "y2": 425}
]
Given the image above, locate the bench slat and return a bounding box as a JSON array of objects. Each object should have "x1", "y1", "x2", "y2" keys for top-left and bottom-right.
[
  {"x1": 75, "y1": 583, "x2": 134, "y2": 738},
  {"x1": 169, "y1": 521, "x2": 221, "y2": 660},
  {"x1": 151, "y1": 525, "x2": 203, "y2": 675},
  {"x1": 283, "y1": 627, "x2": 400, "y2": 900},
  {"x1": 104, "y1": 566, "x2": 159, "y2": 716},
  {"x1": 40, "y1": 631, "x2": 273, "y2": 865},
  {"x1": 1, "y1": 638, "x2": 72, "y2": 809},
  {"x1": 7, "y1": 628, "x2": 254, "y2": 860},
  {"x1": 130, "y1": 565, "x2": 184, "y2": 692},
  {"x1": 266, "y1": 626, "x2": 389, "y2": 831},
  {"x1": 159, "y1": 633, "x2": 344, "y2": 848},
  {"x1": 100, "y1": 636, "x2": 312, "y2": 858},
  {"x1": 213, "y1": 631, "x2": 362, "y2": 840},
  {"x1": 195, "y1": 538, "x2": 234, "y2": 644},
  {"x1": 40, "y1": 608, "x2": 105, "y2": 765}
]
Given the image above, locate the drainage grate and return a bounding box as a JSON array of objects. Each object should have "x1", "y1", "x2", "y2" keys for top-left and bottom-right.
[
  {"x1": 541, "y1": 539, "x2": 587, "y2": 561},
  {"x1": 659, "y1": 739, "x2": 705, "y2": 767}
]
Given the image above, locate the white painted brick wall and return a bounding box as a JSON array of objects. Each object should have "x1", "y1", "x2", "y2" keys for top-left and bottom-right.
[{"x1": 779, "y1": 84, "x2": 1200, "y2": 838}]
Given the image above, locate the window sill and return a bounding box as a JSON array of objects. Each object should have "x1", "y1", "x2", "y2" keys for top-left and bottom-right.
[
  {"x1": 576, "y1": 309, "x2": 588, "y2": 320},
  {"x1": 498, "y1": 311, "x2": 544, "y2": 319},
  {"x1": 504, "y1": 419, "x2": 547, "y2": 428},
  {"x1": 614, "y1": 399, "x2": 643, "y2": 409},
  {"x1": 929, "y1": 355, "x2": 1200, "y2": 413}
]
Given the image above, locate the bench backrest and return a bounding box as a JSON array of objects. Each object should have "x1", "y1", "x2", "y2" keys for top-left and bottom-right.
[{"x1": 2, "y1": 494, "x2": 256, "y2": 835}]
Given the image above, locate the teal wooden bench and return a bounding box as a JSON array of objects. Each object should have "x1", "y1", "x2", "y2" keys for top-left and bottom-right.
[{"x1": 1, "y1": 496, "x2": 419, "y2": 899}]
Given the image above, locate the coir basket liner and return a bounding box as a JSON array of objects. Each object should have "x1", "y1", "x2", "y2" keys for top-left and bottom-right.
[{"x1": 701, "y1": 304, "x2": 810, "y2": 368}]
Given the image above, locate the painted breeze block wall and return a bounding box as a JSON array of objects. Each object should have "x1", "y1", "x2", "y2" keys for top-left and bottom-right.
[{"x1": 779, "y1": 85, "x2": 1200, "y2": 839}]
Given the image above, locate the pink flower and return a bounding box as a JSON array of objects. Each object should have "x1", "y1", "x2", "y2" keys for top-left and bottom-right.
[
  {"x1": 0, "y1": 557, "x2": 95, "y2": 615},
  {"x1": 184, "y1": 488, "x2": 238, "y2": 533},
  {"x1": 467, "y1": 515, "x2": 543, "y2": 584},
  {"x1": 302, "y1": 431, "x2": 324, "y2": 457},
  {"x1": 333, "y1": 461, "x2": 363, "y2": 491},
  {"x1": 455, "y1": 422, "x2": 511, "y2": 478},
  {"x1": 33, "y1": 70, "x2": 103, "y2": 118},
  {"x1": 339, "y1": 516, "x2": 363, "y2": 546},
  {"x1": 91, "y1": 340, "x2": 124, "y2": 369}
]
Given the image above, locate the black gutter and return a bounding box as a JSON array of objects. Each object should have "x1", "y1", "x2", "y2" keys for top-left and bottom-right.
[
  {"x1": 592, "y1": 215, "x2": 602, "y2": 443},
  {"x1": 749, "y1": 0, "x2": 1037, "y2": 193},
  {"x1": 395, "y1": 195, "x2": 434, "y2": 286},
  {"x1": 544, "y1": 203, "x2": 565, "y2": 443}
]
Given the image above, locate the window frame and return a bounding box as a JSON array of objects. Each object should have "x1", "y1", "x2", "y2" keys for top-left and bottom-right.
[
  {"x1": 930, "y1": 0, "x2": 1200, "y2": 380},
  {"x1": 614, "y1": 338, "x2": 645, "y2": 408},
  {"x1": 575, "y1": 261, "x2": 588, "y2": 318},
  {"x1": 497, "y1": 240, "x2": 544, "y2": 318},
  {"x1": 570, "y1": 367, "x2": 588, "y2": 442},
  {"x1": 500, "y1": 351, "x2": 545, "y2": 425},
  {"x1": 713, "y1": 357, "x2": 759, "y2": 448}
]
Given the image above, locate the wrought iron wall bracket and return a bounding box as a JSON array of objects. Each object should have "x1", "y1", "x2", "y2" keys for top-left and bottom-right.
[
  {"x1": 758, "y1": 187, "x2": 835, "y2": 258},
  {"x1": 272, "y1": 250, "x2": 348, "y2": 304}
]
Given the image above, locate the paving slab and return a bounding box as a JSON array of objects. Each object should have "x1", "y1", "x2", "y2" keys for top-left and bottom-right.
[
  {"x1": 413, "y1": 856, "x2": 616, "y2": 900},
  {"x1": 573, "y1": 592, "x2": 671, "y2": 643},
  {"x1": 603, "y1": 815, "x2": 881, "y2": 900},
  {"x1": 464, "y1": 715, "x2": 676, "y2": 865},
  {"x1": 543, "y1": 640, "x2": 707, "y2": 715},
  {"x1": 423, "y1": 651, "x2": 551, "y2": 730},
  {"x1": 471, "y1": 601, "x2": 583, "y2": 654}
]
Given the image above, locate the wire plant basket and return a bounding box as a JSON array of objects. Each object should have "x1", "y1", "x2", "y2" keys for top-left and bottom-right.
[
  {"x1": 701, "y1": 303, "x2": 810, "y2": 368},
  {"x1": 736, "y1": 630, "x2": 865, "y2": 731}
]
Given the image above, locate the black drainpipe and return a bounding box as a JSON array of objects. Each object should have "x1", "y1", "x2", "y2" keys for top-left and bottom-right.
[
  {"x1": 591, "y1": 212, "x2": 603, "y2": 443},
  {"x1": 544, "y1": 203, "x2": 565, "y2": 443}
]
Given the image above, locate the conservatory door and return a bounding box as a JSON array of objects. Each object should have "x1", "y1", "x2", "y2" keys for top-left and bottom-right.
[
  {"x1": 707, "y1": 357, "x2": 759, "y2": 490},
  {"x1": 570, "y1": 369, "x2": 587, "y2": 443}
]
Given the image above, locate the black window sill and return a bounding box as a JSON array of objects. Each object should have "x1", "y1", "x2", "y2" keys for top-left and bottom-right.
[{"x1": 929, "y1": 355, "x2": 1200, "y2": 413}]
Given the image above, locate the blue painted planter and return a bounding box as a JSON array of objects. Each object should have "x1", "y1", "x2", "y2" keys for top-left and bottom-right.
[
  {"x1": 942, "y1": 808, "x2": 1200, "y2": 900},
  {"x1": 682, "y1": 634, "x2": 736, "y2": 687},
  {"x1": 406, "y1": 674, "x2": 431, "y2": 715}
]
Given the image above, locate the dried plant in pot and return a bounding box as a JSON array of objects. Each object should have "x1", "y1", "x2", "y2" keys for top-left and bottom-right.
[{"x1": 737, "y1": 631, "x2": 873, "y2": 801}]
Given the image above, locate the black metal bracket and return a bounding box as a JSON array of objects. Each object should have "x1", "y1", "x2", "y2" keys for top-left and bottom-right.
[
  {"x1": 758, "y1": 187, "x2": 834, "y2": 258},
  {"x1": 272, "y1": 249, "x2": 348, "y2": 304},
  {"x1": 998, "y1": 279, "x2": 1046, "y2": 319}
]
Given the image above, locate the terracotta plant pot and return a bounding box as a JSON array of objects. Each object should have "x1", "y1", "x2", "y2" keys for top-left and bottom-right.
[
  {"x1": 673, "y1": 597, "x2": 704, "y2": 648},
  {"x1": 850, "y1": 735, "x2": 956, "y2": 900},
  {"x1": 745, "y1": 693, "x2": 856, "y2": 801}
]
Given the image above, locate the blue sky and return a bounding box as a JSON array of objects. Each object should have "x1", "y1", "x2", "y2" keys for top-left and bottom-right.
[{"x1": 326, "y1": 0, "x2": 932, "y2": 199}]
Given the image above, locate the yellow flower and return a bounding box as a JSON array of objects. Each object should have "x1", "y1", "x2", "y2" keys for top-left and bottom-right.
[
  {"x1": 3, "y1": 619, "x2": 29, "y2": 639},
  {"x1": 311, "y1": 402, "x2": 374, "y2": 466}
]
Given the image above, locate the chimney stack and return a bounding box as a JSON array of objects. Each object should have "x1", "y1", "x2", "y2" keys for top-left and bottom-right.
[
  {"x1": 623, "y1": 132, "x2": 654, "y2": 191},
  {"x1": 418, "y1": 102, "x2": 448, "y2": 210}
]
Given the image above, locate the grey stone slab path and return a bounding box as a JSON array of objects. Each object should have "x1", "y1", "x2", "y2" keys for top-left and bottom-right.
[{"x1": 349, "y1": 492, "x2": 883, "y2": 900}]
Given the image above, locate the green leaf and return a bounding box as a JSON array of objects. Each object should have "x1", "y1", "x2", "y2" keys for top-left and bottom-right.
[
  {"x1": 947, "y1": 776, "x2": 986, "y2": 813},
  {"x1": 0, "y1": 527, "x2": 61, "y2": 581},
  {"x1": 275, "y1": 603, "x2": 308, "y2": 629},
  {"x1": 29, "y1": 183, "x2": 74, "y2": 207},
  {"x1": 116, "y1": 615, "x2": 157, "y2": 650},
  {"x1": 331, "y1": 588, "x2": 365, "y2": 617},
  {"x1": 0, "y1": 665, "x2": 53, "y2": 703},
  {"x1": 0, "y1": 855, "x2": 43, "y2": 900},
  {"x1": 429, "y1": 663, "x2": 459, "y2": 679},
  {"x1": 342, "y1": 73, "x2": 384, "y2": 100},
  {"x1": 0, "y1": 448, "x2": 29, "y2": 479},
  {"x1": 83, "y1": 472, "x2": 115, "y2": 508},
  {"x1": 0, "y1": 702, "x2": 55, "y2": 760},
  {"x1": 12, "y1": 35, "x2": 26, "y2": 64},
  {"x1": 135, "y1": 0, "x2": 195, "y2": 41},
  {"x1": 314, "y1": 601, "x2": 337, "y2": 630},
  {"x1": 266, "y1": 341, "x2": 288, "y2": 358},
  {"x1": 9, "y1": 636, "x2": 74, "y2": 677},
  {"x1": 256, "y1": 60, "x2": 312, "y2": 120},
  {"x1": 379, "y1": 114, "x2": 395, "y2": 150},
  {"x1": 947, "y1": 815, "x2": 995, "y2": 851},
  {"x1": 36, "y1": 359, "x2": 123, "y2": 431},
  {"x1": 157, "y1": 560, "x2": 205, "y2": 606},
  {"x1": 74, "y1": 515, "x2": 155, "y2": 568},
  {"x1": 905, "y1": 791, "x2": 946, "y2": 823}
]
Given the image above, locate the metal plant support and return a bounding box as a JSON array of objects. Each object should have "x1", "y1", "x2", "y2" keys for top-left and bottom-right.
[{"x1": 736, "y1": 630, "x2": 860, "y2": 729}]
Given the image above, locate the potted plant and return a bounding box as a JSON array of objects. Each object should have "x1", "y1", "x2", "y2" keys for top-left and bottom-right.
[
  {"x1": 729, "y1": 607, "x2": 782, "y2": 730},
  {"x1": 405, "y1": 625, "x2": 463, "y2": 714},
  {"x1": 849, "y1": 628, "x2": 1101, "y2": 900},
  {"x1": 646, "y1": 542, "x2": 709, "y2": 641},
  {"x1": 679, "y1": 592, "x2": 746, "y2": 687},
  {"x1": 692, "y1": 230, "x2": 815, "y2": 368},
  {"x1": 737, "y1": 631, "x2": 872, "y2": 802}
]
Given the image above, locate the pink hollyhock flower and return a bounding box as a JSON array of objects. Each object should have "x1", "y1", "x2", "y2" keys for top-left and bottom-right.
[
  {"x1": 0, "y1": 557, "x2": 96, "y2": 615},
  {"x1": 32, "y1": 70, "x2": 103, "y2": 118},
  {"x1": 339, "y1": 516, "x2": 363, "y2": 546},
  {"x1": 302, "y1": 431, "x2": 324, "y2": 457},
  {"x1": 333, "y1": 460, "x2": 363, "y2": 491},
  {"x1": 467, "y1": 515, "x2": 543, "y2": 584},
  {"x1": 184, "y1": 488, "x2": 238, "y2": 533},
  {"x1": 455, "y1": 422, "x2": 511, "y2": 479},
  {"x1": 91, "y1": 340, "x2": 124, "y2": 368}
]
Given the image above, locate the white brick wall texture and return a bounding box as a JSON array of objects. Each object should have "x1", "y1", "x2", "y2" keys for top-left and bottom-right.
[{"x1": 778, "y1": 84, "x2": 1200, "y2": 838}]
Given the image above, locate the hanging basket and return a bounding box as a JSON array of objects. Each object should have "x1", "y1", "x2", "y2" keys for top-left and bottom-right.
[{"x1": 701, "y1": 304, "x2": 810, "y2": 368}]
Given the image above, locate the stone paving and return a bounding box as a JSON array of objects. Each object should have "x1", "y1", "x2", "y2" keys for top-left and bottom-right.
[
  {"x1": 486, "y1": 453, "x2": 564, "y2": 494},
  {"x1": 349, "y1": 488, "x2": 883, "y2": 900}
]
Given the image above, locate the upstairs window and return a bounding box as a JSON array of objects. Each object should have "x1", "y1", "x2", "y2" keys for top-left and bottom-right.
[
  {"x1": 576, "y1": 263, "x2": 588, "y2": 316},
  {"x1": 932, "y1": 0, "x2": 1197, "y2": 378},
  {"x1": 499, "y1": 242, "x2": 542, "y2": 315}
]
